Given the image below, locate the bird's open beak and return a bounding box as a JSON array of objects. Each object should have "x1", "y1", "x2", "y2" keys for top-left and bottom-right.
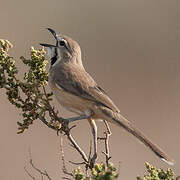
[
  {"x1": 46, "y1": 28, "x2": 58, "y2": 41},
  {"x1": 40, "y1": 28, "x2": 58, "y2": 47},
  {"x1": 39, "y1": 43, "x2": 56, "y2": 48}
]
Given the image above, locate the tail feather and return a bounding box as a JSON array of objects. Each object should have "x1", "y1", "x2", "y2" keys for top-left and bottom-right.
[{"x1": 99, "y1": 106, "x2": 174, "y2": 165}]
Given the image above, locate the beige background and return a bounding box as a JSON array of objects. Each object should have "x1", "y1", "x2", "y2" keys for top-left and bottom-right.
[{"x1": 0, "y1": 0, "x2": 180, "y2": 179}]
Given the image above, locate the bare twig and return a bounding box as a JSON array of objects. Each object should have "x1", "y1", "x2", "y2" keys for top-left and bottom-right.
[
  {"x1": 88, "y1": 140, "x2": 92, "y2": 163},
  {"x1": 69, "y1": 125, "x2": 77, "y2": 131},
  {"x1": 99, "y1": 120, "x2": 112, "y2": 167},
  {"x1": 60, "y1": 137, "x2": 73, "y2": 177},
  {"x1": 39, "y1": 115, "x2": 88, "y2": 164},
  {"x1": 85, "y1": 140, "x2": 93, "y2": 176},
  {"x1": 27, "y1": 150, "x2": 52, "y2": 180},
  {"x1": 103, "y1": 120, "x2": 112, "y2": 136},
  {"x1": 69, "y1": 161, "x2": 86, "y2": 165},
  {"x1": 67, "y1": 134, "x2": 88, "y2": 163},
  {"x1": 104, "y1": 120, "x2": 112, "y2": 166},
  {"x1": 24, "y1": 166, "x2": 36, "y2": 180},
  {"x1": 117, "y1": 161, "x2": 121, "y2": 178},
  {"x1": 62, "y1": 177, "x2": 73, "y2": 180}
]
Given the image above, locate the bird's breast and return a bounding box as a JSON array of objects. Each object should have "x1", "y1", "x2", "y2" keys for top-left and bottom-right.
[{"x1": 48, "y1": 77, "x2": 95, "y2": 116}]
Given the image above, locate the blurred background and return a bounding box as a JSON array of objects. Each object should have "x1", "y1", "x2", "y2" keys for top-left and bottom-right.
[{"x1": 0, "y1": 0, "x2": 180, "y2": 179}]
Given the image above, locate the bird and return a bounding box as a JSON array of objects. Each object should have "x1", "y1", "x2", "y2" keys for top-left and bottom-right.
[{"x1": 40, "y1": 28, "x2": 174, "y2": 166}]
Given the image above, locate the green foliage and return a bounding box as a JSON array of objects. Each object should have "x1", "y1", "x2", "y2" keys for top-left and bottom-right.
[
  {"x1": 91, "y1": 163, "x2": 118, "y2": 180},
  {"x1": 0, "y1": 39, "x2": 56, "y2": 133},
  {"x1": 73, "y1": 163, "x2": 118, "y2": 180},
  {"x1": 137, "y1": 162, "x2": 177, "y2": 180},
  {"x1": 73, "y1": 167, "x2": 86, "y2": 180}
]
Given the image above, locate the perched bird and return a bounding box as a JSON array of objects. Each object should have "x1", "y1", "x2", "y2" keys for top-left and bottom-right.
[{"x1": 40, "y1": 28, "x2": 174, "y2": 165}]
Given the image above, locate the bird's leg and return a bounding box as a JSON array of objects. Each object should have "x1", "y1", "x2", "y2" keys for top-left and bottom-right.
[
  {"x1": 65, "y1": 110, "x2": 94, "y2": 123},
  {"x1": 88, "y1": 118, "x2": 97, "y2": 168},
  {"x1": 57, "y1": 111, "x2": 93, "y2": 135},
  {"x1": 67, "y1": 114, "x2": 92, "y2": 123}
]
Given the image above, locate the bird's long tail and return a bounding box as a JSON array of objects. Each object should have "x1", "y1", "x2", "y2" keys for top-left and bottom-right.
[{"x1": 97, "y1": 106, "x2": 174, "y2": 165}]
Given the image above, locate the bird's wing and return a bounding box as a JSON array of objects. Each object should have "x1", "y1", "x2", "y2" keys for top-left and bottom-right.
[{"x1": 53, "y1": 64, "x2": 120, "y2": 113}]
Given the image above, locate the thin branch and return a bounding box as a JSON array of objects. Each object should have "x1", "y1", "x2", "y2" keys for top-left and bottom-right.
[
  {"x1": 85, "y1": 140, "x2": 93, "y2": 176},
  {"x1": 28, "y1": 150, "x2": 52, "y2": 180},
  {"x1": 39, "y1": 116, "x2": 57, "y2": 130},
  {"x1": 69, "y1": 161, "x2": 86, "y2": 166},
  {"x1": 39, "y1": 115, "x2": 88, "y2": 164},
  {"x1": 103, "y1": 120, "x2": 112, "y2": 136},
  {"x1": 88, "y1": 140, "x2": 92, "y2": 163},
  {"x1": 24, "y1": 166, "x2": 36, "y2": 180},
  {"x1": 42, "y1": 85, "x2": 60, "y2": 120},
  {"x1": 62, "y1": 177, "x2": 73, "y2": 180},
  {"x1": 60, "y1": 137, "x2": 73, "y2": 177},
  {"x1": 67, "y1": 134, "x2": 88, "y2": 163},
  {"x1": 117, "y1": 161, "x2": 121, "y2": 178},
  {"x1": 102, "y1": 120, "x2": 112, "y2": 166}
]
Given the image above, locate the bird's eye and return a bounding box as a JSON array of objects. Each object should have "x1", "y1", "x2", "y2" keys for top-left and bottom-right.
[{"x1": 59, "y1": 40, "x2": 65, "y2": 46}]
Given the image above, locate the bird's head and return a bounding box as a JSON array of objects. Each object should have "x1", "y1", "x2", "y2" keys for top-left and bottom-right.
[{"x1": 40, "y1": 28, "x2": 82, "y2": 67}]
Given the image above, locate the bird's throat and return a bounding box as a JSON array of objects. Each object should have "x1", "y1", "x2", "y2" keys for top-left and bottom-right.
[
  {"x1": 51, "y1": 56, "x2": 57, "y2": 66},
  {"x1": 51, "y1": 48, "x2": 58, "y2": 66}
]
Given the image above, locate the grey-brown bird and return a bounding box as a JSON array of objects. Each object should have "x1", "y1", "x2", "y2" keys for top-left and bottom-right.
[{"x1": 40, "y1": 28, "x2": 174, "y2": 165}]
